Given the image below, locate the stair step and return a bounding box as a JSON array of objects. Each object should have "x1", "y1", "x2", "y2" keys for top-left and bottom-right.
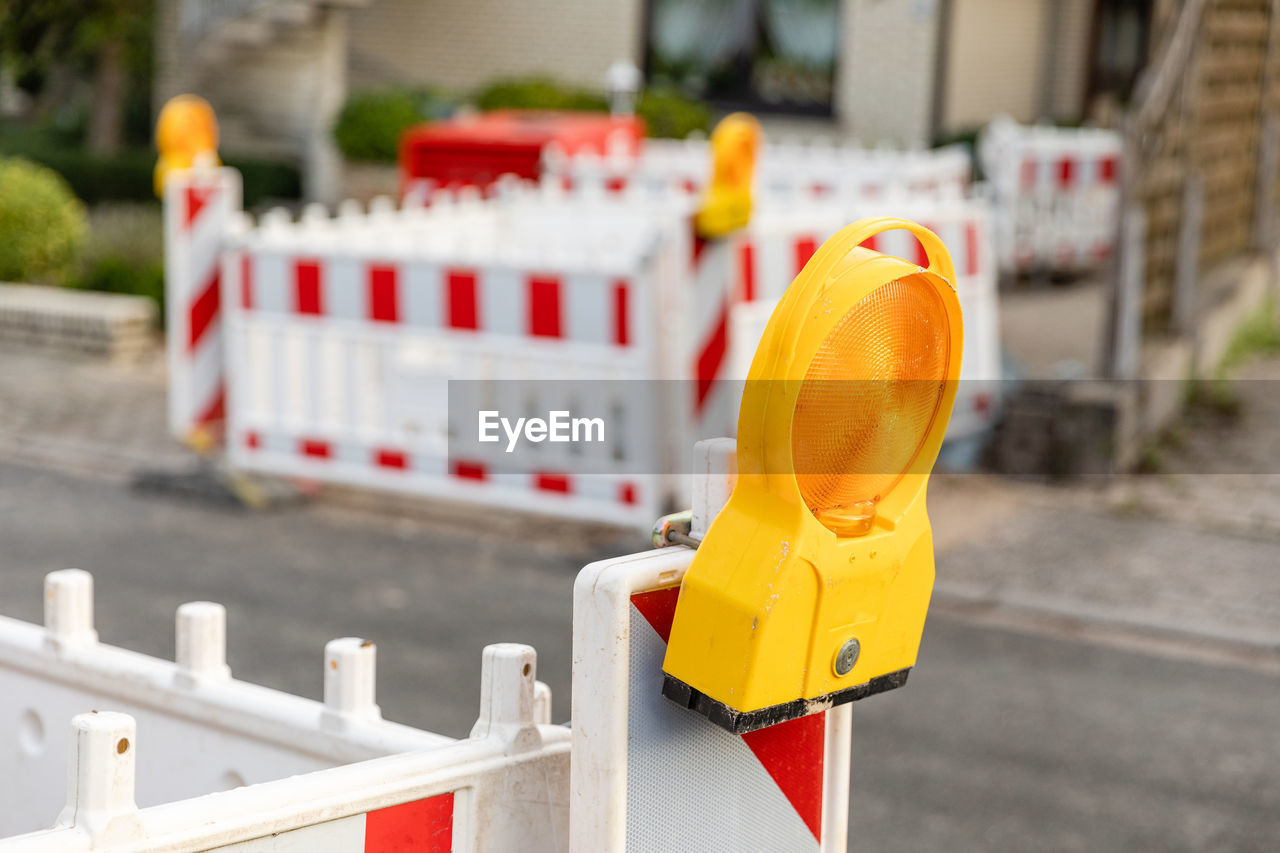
[
  {"x1": 213, "y1": 15, "x2": 273, "y2": 46},
  {"x1": 258, "y1": 1, "x2": 317, "y2": 26}
]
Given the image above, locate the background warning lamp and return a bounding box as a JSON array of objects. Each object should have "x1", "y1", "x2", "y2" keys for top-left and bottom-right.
[
  {"x1": 662, "y1": 217, "x2": 965, "y2": 734},
  {"x1": 154, "y1": 95, "x2": 221, "y2": 197},
  {"x1": 694, "y1": 112, "x2": 761, "y2": 239}
]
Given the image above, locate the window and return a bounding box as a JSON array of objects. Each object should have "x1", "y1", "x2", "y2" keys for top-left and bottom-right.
[
  {"x1": 1088, "y1": 0, "x2": 1152, "y2": 104},
  {"x1": 644, "y1": 0, "x2": 840, "y2": 116}
]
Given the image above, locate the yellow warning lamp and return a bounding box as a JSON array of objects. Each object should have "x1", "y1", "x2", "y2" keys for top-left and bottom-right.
[
  {"x1": 693, "y1": 112, "x2": 761, "y2": 239},
  {"x1": 662, "y1": 217, "x2": 964, "y2": 733},
  {"x1": 154, "y1": 95, "x2": 221, "y2": 197}
]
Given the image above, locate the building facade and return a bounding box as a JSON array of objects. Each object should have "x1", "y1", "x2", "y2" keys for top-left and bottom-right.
[{"x1": 155, "y1": 0, "x2": 1144, "y2": 199}]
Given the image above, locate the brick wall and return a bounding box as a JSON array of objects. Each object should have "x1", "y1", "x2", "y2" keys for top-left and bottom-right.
[{"x1": 1136, "y1": 0, "x2": 1278, "y2": 325}]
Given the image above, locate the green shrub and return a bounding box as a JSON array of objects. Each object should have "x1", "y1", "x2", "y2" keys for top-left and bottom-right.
[
  {"x1": 0, "y1": 124, "x2": 301, "y2": 206},
  {"x1": 0, "y1": 157, "x2": 87, "y2": 285},
  {"x1": 334, "y1": 88, "x2": 456, "y2": 162},
  {"x1": 475, "y1": 78, "x2": 609, "y2": 113},
  {"x1": 636, "y1": 88, "x2": 711, "y2": 139}
]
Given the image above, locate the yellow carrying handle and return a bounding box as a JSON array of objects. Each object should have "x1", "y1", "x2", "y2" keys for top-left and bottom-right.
[{"x1": 798, "y1": 216, "x2": 958, "y2": 292}]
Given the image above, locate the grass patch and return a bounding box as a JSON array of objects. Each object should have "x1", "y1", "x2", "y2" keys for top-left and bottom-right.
[
  {"x1": 1135, "y1": 441, "x2": 1164, "y2": 474},
  {"x1": 1184, "y1": 378, "x2": 1243, "y2": 423},
  {"x1": 1218, "y1": 300, "x2": 1280, "y2": 376}
]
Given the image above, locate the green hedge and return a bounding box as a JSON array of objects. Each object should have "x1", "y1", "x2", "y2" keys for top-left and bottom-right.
[
  {"x1": 0, "y1": 124, "x2": 300, "y2": 207},
  {"x1": 475, "y1": 78, "x2": 609, "y2": 112},
  {"x1": 475, "y1": 78, "x2": 710, "y2": 139},
  {"x1": 0, "y1": 157, "x2": 87, "y2": 285},
  {"x1": 334, "y1": 78, "x2": 711, "y2": 163},
  {"x1": 227, "y1": 156, "x2": 302, "y2": 206}
]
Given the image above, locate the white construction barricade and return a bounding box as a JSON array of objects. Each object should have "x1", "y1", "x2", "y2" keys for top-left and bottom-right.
[
  {"x1": 0, "y1": 568, "x2": 486, "y2": 838},
  {"x1": 542, "y1": 137, "x2": 972, "y2": 202},
  {"x1": 0, "y1": 645, "x2": 568, "y2": 853},
  {"x1": 166, "y1": 157, "x2": 1000, "y2": 526},
  {"x1": 0, "y1": 443, "x2": 850, "y2": 853},
  {"x1": 215, "y1": 186, "x2": 691, "y2": 529},
  {"x1": 979, "y1": 116, "x2": 1122, "y2": 274}
]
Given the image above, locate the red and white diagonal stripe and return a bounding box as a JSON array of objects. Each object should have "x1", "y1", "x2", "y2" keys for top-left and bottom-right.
[
  {"x1": 217, "y1": 793, "x2": 455, "y2": 852},
  {"x1": 165, "y1": 167, "x2": 241, "y2": 441}
]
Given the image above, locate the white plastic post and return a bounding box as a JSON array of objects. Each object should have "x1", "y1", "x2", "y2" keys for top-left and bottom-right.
[
  {"x1": 301, "y1": 202, "x2": 329, "y2": 225},
  {"x1": 175, "y1": 601, "x2": 231, "y2": 681},
  {"x1": 261, "y1": 207, "x2": 293, "y2": 232},
  {"x1": 823, "y1": 704, "x2": 853, "y2": 850},
  {"x1": 369, "y1": 195, "x2": 396, "y2": 218},
  {"x1": 323, "y1": 638, "x2": 381, "y2": 722},
  {"x1": 338, "y1": 198, "x2": 364, "y2": 221},
  {"x1": 226, "y1": 210, "x2": 254, "y2": 241},
  {"x1": 44, "y1": 569, "x2": 98, "y2": 652},
  {"x1": 55, "y1": 712, "x2": 142, "y2": 842},
  {"x1": 533, "y1": 680, "x2": 553, "y2": 726},
  {"x1": 691, "y1": 438, "x2": 738, "y2": 537},
  {"x1": 470, "y1": 643, "x2": 540, "y2": 750}
]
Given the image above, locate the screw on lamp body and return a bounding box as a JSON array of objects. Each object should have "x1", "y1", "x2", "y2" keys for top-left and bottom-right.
[{"x1": 834, "y1": 638, "x2": 861, "y2": 676}]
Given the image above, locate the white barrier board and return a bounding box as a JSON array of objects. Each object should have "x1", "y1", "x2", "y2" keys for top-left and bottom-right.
[{"x1": 571, "y1": 546, "x2": 851, "y2": 852}]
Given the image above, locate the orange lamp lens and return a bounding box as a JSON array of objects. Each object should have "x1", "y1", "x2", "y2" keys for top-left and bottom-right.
[{"x1": 791, "y1": 274, "x2": 950, "y2": 532}]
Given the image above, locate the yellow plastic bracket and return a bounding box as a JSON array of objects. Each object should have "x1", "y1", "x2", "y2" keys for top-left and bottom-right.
[{"x1": 662, "y1": 217, "x2": 964, "y2": 733}]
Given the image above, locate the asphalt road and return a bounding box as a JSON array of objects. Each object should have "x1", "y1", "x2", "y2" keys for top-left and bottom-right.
[{"x1": 0, "y1": 460, "x2": 1275, "y2": 852}]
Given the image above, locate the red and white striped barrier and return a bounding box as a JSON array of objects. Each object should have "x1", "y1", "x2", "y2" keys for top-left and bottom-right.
[
  {"x1": 164, "y1": 165, "x2": 241, "y2": 441},
  {"x1": 979, "y1": 117, "x2": 1122, "y2": 273},
  {"x1": 541, "y1": 138, "x2": 972, "y2": 204},
  {"x1": 166, "y1": 162, "x2": 999, "y2": 525},
  {"x1": 218, "y1": 189, "x2": 684, "y2": 528}
]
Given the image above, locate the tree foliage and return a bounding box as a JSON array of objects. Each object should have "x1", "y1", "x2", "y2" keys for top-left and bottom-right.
[{"x1": 0, "y1": 0, "x2": 153, "y2": 152}]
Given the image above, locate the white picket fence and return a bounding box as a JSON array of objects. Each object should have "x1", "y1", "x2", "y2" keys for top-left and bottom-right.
[{"x1": 979, "y1": 116, "x2": 1123, "y2": 274}]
